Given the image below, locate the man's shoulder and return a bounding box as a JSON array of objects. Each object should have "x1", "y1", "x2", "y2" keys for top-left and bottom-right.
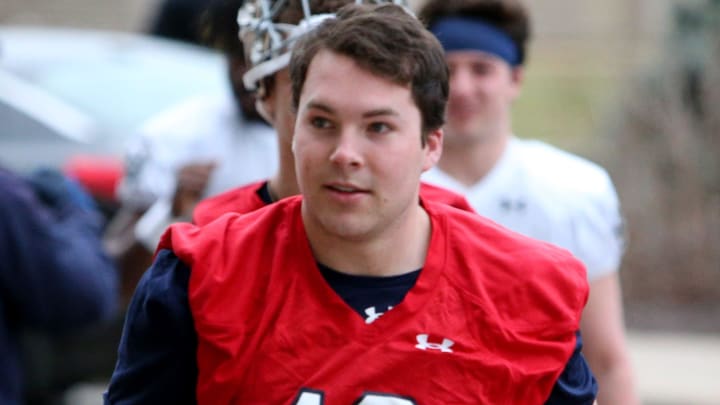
[
  {"x1": 428, "y1": 201, "x2": 588, "y2": 322},
  {"x1": 428, "y1": 199, "x2": 581, "y2": 266},
  {"x1": 163, "y1": 196, "x2": 301, "y2": 260},
  {"x1": 419, "y1": 182, "x2": 474, "y2": 212},
  {"x1": 516, "y1": 139, "x2": 613, "y2": 192},
  {"x1": 505, "y1": 139, "x2": 624, "y2": 278},
  {"x1": 159, "y1": 197, "x2": 302, "y2": 294},
  {"x1": 514, "y1": 138, "x2": 606, "y2": 181},
  {"x1": 193, "y1": 181, "x2": 267, "y2": 226}
]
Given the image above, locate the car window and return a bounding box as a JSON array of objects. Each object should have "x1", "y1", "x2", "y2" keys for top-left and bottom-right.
[
  {"x1": 16, "y1": 57, "x2": 224, "y2": 139},
  {"x1": 0, "y1": 28, "x2": 227, "y2": 141}
]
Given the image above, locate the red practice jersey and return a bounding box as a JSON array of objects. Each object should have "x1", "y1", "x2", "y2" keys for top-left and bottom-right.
[
  {"x1": 161, "y1": 196, "x2": 588, "y2": 405},
  {"x1": 192, "y1": 181, "x2": 474, "y2": 226},
  {"x1": 192, "y1": 181, "x2": 267, "y2": 225}
]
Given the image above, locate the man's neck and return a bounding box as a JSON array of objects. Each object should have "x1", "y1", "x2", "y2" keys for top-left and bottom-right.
[
  {"x1": 304, "y1": 203, "x2": 431, "y2": 278},
  {"x1": 267, "y1": 139, "x2": 300, "y2": 201},
  {"x1": 437, "y1": 131, "x2": 510, "y2": 187}
]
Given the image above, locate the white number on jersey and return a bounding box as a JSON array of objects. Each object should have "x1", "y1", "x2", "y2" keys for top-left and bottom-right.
[{"x1": 294, "y1": 389, "x2": 416, "y2": 404}]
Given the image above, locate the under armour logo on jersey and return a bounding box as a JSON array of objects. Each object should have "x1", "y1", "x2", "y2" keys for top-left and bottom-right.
[
  {"x1": 415, "y1": 334, "x2": 454, "y2": 353},
  {"x1": 364, "y1": 306, "x2": 392, "y2": 324},
  {"x1": 500, "y1": 198, "x2": 527, "y2": 212}
]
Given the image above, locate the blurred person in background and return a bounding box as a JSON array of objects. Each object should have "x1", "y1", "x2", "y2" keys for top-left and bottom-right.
[
  {"x1": 0, "y1": 166, "x2": 118, "y2": 405},
  {"x1": 148, "y1": 0, "x2": 208, "y2": 44},
  {"x1": 418, "y1": 0, "x2": 638, "y2": 403},
  {"x1": 105, "y1": 3, "x2": 597, "y2": 403},
  {"x1": 105, "y1": 0, "x2": 279, "y2": 302}
]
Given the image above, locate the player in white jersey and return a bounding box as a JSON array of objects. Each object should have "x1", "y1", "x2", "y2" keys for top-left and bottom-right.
[
  {"x1": 118, "y1": 91, "x2": 277, "y2": 212},
  {"x1": 418, "y1": 0, "x2": 638, "y2": 403},
  {"x1": 106, "y1": 0, "x2": 278, "y2": 301},
  {"x1": 423, "y1": 137, "x2": 623, "y2": 281}
]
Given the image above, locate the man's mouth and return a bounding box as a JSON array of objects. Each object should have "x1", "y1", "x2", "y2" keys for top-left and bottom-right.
[{"x1": 325, "y1": 183, "x2": 369, "y2": 194}]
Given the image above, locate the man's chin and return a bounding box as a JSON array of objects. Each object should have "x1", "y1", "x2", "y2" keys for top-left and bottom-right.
[{"x1": 443, "y1": 128, "x2": 484, "y2": 147}]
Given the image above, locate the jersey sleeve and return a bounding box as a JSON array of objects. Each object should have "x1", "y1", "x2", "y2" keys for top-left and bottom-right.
[
  {"x1": 569, "y1": 170, "x2": 626, "y2": 281},
  {"x1": 544, "y1": 332, "x2": 598, "y2": 405},
  {"x1": 104, "y1": 249, "x2": 197, "y2": 405}
]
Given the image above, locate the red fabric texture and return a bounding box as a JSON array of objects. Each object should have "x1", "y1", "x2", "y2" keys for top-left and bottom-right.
[
  {"x1": 159, "y1": 196, "x2": 587, "y2": 405},
  {"x1": 192, "y1": 181, "x2": 267, "y2": 225}
]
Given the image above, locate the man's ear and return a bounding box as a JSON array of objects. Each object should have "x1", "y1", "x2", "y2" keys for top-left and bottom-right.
[
  {"x1": 509, "y1": 66, "x2": 524, "y2": 100},
  {"x1": 422, "y1": 128, "x2": 443, "y2": 172},
  {"x1": 255, "y1": 98, "x2": 274, "y2": 124}
]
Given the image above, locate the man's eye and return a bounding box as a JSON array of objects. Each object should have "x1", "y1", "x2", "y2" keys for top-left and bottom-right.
[
  {"x1": 310, "y1": 117, "x2": 332, "y2": 129},
  {"x1": 471, "y1": 63, "x2": 492, "y2": 75},
  {"x1": 368, "y1": 122, "x2": 391, "y2": 133}
]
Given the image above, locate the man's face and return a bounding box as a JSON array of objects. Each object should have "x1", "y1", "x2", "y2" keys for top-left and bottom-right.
[
  {"x1": 293, "y1": 50, "x2": 442, "y2": 241},
  {"x1": 444, "y1": 51, "x2": 522, "y2": 146}
]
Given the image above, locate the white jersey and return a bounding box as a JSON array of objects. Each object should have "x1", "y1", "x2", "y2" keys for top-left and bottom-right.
[
  {"x1": 117, "y1": 91, "x2": 278, "y2": 209},
  {"x1": 423, "y1": 137, "x2": 624, "y2": 281}
]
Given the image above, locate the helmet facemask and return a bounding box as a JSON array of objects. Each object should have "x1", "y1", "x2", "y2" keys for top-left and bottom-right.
[{"x1": 236, "y1": 0, "x2": 409, "y2": 92}]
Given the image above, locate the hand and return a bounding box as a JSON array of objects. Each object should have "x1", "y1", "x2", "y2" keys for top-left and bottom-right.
[{"x1": 171, "y1": 161, "x2": 216, "y2": 217}]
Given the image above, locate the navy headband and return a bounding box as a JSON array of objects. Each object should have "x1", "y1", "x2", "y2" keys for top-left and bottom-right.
[{"x1": 429, "y1": 16, "x2": 520, "y2": 66}]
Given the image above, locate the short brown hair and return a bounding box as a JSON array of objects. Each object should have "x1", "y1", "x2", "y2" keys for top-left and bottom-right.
[
  {"x1": 418, "y1": 0, "x2": 531, "y2": 66},
  {"x1": 289, "y1": 3, "x2": 449, "y2": 143}
]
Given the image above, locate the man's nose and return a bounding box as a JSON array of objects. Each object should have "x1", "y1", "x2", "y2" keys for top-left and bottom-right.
[{"x1": 329, "y1": 131, "x2": 363, "y2": 168}]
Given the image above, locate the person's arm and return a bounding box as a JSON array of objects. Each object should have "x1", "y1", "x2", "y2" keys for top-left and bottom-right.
[
  {"x1": 103, "y1": 207, "x2": 157, "y2": 305},
  {"x1": 581, "y1": 273, "x2": 639, "y2": 405},
  {"x1": 104, "y1": 249, "x2": 197, "y2": 404},
  {"x1": 571, "y1": 172, "x2": 638, "y2": 405},
  {"x1": 106, "y1": 128, "x2": 215, "y2": 304},
  {"x1": 105, "y1": 133, "x2": 167, "y2": 303},
  {"x1": 544, "y1": 332, "x2": 598, "y2": 405},
  {"x1": 0, "y1": 169, "x2": 118, "y2": 331}
]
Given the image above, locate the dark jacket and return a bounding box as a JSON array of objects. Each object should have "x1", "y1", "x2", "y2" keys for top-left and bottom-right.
[{"x1": 0, "y1": 167, "x2": 118, "y2": 404}]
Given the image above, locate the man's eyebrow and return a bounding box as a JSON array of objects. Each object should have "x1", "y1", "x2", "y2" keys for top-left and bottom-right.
[
  {"x1": 304, "y1": 101, "x2": 335, "y2": 114},
  {"x1": 304, "y1": 101, "x2": 400, "y2": 118},
  {"x1": 305, "y1": 101, "x2": 400, "y2": 118},
  {"x1": 362, "y1": 108, "x2": 399, "y2": 118}
]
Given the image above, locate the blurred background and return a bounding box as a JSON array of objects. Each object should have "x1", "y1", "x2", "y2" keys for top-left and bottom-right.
[{"x1": 2, "y1": 0, "x2": 718, "y2": 404}]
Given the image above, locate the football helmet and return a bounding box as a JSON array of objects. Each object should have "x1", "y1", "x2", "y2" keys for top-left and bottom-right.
[{"x1": 237, "y1": 0, "x2": 408, "y2": 90}]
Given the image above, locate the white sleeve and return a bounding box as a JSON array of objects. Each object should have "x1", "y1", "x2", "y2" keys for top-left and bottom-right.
[{"x1": 569, "y1": 171, "x2": 626, "y2": 281}]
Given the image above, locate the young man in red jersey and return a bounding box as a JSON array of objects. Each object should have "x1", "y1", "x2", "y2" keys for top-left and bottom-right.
[{"x1": 105, "y1": 3, "x2": 597, "y2": 404}]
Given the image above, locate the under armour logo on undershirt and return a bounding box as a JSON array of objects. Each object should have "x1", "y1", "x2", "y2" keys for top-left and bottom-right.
[
  {"x1": 364, "y1": 306, "x2": 392, "y2": 324},
  {"x1": 415, "y1": 334, "x2": 454, "y2": 353}
]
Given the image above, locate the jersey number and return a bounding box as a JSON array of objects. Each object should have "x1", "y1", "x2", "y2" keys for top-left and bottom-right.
[{"x1": 294, "y1": 389, "x2": 416, "y2": 404}]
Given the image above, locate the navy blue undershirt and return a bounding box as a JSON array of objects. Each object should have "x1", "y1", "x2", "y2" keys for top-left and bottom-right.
[
  {"x1": 317, "y1": 262, "x2": 421, "y2": 322},
  {"x1": 256, "y1": 181, "x2": 275, "y2": 204},
  {"x1": 105, "y1": 250, "x2": 597, "y2": 404}
]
